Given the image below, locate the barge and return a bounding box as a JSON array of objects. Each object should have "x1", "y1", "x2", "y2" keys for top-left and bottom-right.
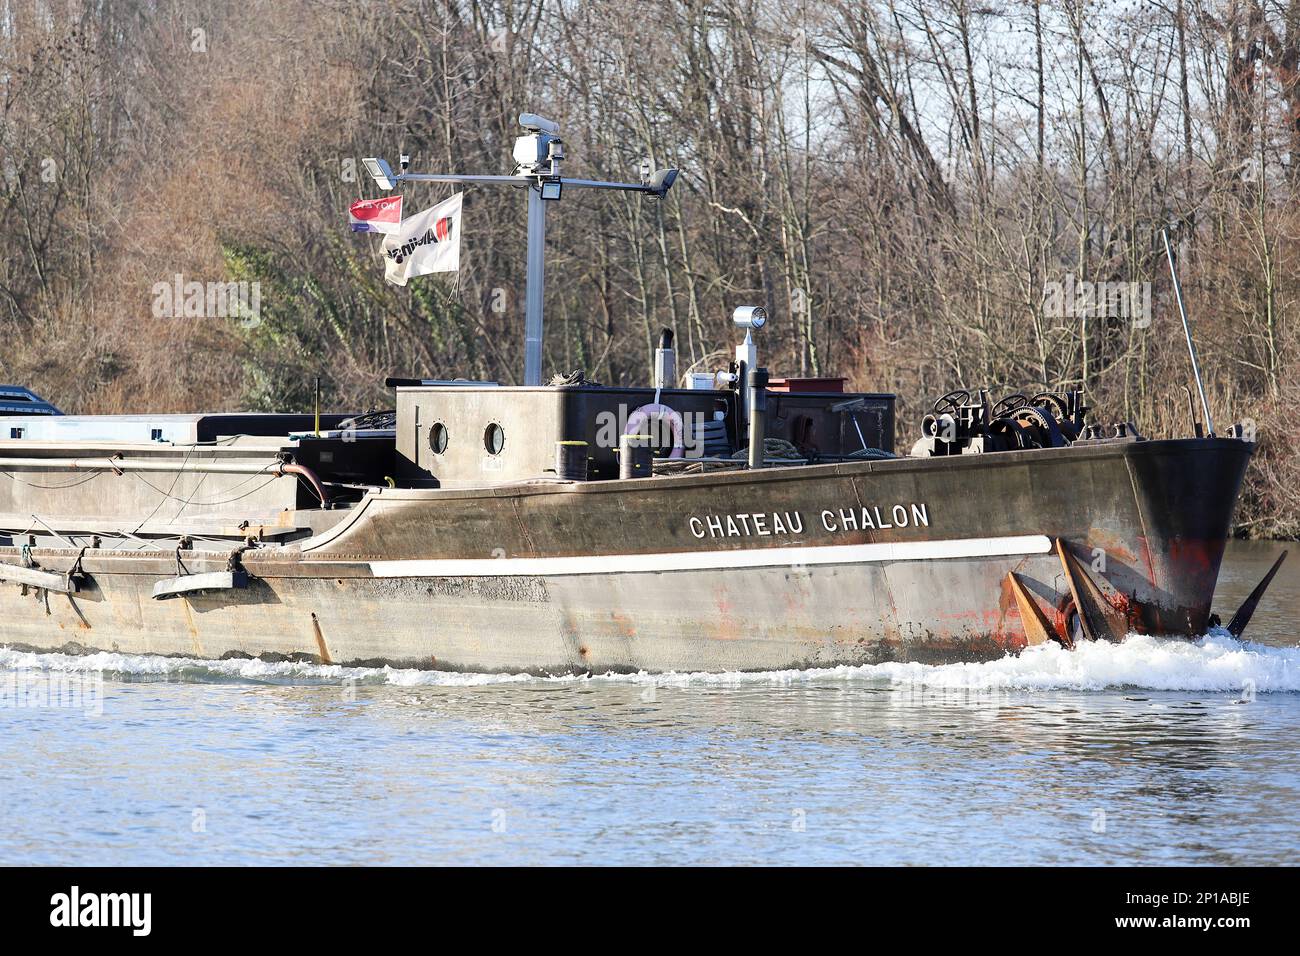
[{"x1": 0, "y1": 114, "x2": 1278, "y2": 673}]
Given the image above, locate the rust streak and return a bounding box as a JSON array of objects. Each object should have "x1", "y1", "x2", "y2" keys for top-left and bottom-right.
[
  {"x1": 67, "y1": 596, "x2": 92, "y2": 630},
  {"x1": 310, "y1": 612, "x2": 334, "y2": 664}
]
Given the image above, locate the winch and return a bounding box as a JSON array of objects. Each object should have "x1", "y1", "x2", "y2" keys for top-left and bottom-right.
[{"x1": 910, "y1": 387, "x2": 1127, "y2": 456}]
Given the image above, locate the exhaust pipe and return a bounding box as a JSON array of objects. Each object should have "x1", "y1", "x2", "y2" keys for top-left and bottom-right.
[
  {"x1": 654, "y1": 328, "x2": 676, "y2": 390},
  {"x1": 748, "y1": 367, "x2": 769, "y2": 469}
]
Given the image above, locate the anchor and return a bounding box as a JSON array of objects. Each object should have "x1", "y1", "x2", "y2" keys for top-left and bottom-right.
[
  {"x1": 1220, "y1": 550, "x2": 1288, "y2": 640},
  {"x1": 1055, "y1": 539, "x2": 1129, "y2": 644},
  {"x1": 1007, "y1": 539, "x2": 1131, "y2": 649},
  {"x1": 1013, "y1": 540, "x2": 1288, "y2": 650},
  {"x1": 1006, "y1": 571, "x2": 1059, "y2": 647}
]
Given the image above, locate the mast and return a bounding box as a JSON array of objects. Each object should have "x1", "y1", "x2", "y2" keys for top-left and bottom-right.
[{"x1": 363, "y1": 113, "x2": 679, "y2": 385}]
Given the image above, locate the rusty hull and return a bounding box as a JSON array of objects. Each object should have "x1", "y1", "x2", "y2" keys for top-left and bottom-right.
[{"x1": 0, "y1": 437, "x2": 1253, "y2": 673}]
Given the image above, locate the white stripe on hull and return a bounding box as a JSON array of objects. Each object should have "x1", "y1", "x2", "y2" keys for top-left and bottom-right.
[{"x1": 368, "y1": 534, "x2": 1052, "y2": 578}]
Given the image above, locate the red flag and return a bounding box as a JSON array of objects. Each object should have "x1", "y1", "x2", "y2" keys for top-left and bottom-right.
[{"x1": 349, "y1": 195, "x2": 403, "y2": 235}]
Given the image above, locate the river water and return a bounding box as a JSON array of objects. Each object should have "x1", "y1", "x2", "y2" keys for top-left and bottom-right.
[{"x1": 0, "y1": 540, "x2": 1296, "y2": 866}]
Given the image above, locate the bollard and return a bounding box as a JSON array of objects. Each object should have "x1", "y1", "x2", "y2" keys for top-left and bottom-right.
[
  {"x1": 555, "y1": 440, "x2": 589, "y2": 481},
  {"x1": 619, "y1": 433, "x2": 653, "y2": 479}
]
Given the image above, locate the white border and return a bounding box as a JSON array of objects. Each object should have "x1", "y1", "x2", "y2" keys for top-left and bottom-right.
[{"x1": 368, "y1": 534, "x2": 1052, "y2": 578}]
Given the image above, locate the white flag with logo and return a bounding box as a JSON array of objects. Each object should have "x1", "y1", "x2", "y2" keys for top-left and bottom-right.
[{"x1": 382, "y1": 192, "x2": 463, "y2": 286}]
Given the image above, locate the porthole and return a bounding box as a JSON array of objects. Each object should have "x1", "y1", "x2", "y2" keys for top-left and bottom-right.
[
  {"x1": 484, "y1": 422, "x2": 505, "y2": 456},
  {"x1": 429, "y1": 421, "x2": 449, "y2": 455}
]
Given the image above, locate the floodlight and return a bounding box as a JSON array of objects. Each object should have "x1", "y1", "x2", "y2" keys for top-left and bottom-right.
[
  {"x1": 648, "y1": 168, "x2": 679, "y2": 197},
  {"x1": 732, "y1": 306, "x2": 767, "y2": 331},
  {"x1": 362, "y1": 157, "x2": 396, "y2": 191}
]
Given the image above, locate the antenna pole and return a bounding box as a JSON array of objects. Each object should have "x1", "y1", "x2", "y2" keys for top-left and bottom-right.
[
  {"x1": 1161, "y1": 228, "x2": 1215, "y2": 437},
  {"x1": 524, "y1": 186, "x2": 546, "y2": 386},
  {"x1": 367, "y1": 113, "x2": 678, "y2": 388}
]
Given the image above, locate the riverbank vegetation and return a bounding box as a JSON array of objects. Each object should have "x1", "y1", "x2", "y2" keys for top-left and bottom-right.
[{"x1": 3, "y1": 0, "x2": 1299, "y2": 534}]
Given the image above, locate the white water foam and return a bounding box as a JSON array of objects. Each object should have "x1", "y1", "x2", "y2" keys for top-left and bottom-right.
[
  {"x1": 0, "y1": 646, "x2": 537, "y2": 688},
  {"x1": 838, "y1": 630, "x2": 1300, "y2": 693},
  {"x1": 0, "y1": 629, "x2": 1296, "y2": 693}
]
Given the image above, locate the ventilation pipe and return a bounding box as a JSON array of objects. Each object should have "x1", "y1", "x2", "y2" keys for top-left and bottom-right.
[{"x1": 654, "y1": 328, "x2": 676, "y2": 391}]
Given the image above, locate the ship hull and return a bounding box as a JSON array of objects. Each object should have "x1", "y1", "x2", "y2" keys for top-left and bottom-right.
[{"x1": 0, "y1": 438, "x2": 1252, "y2": 673}]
